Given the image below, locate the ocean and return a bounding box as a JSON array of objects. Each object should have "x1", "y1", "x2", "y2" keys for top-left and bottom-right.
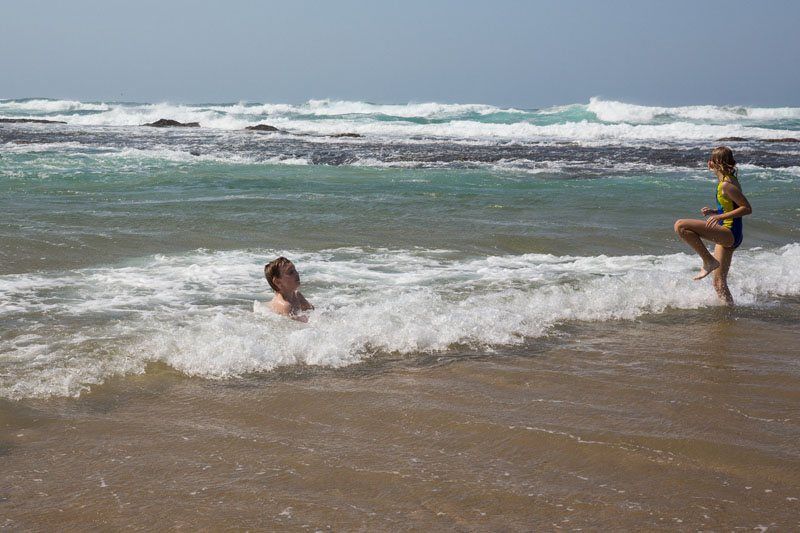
[{"x1": 1, "y1": 97, "x2": 799, "y2": 529}]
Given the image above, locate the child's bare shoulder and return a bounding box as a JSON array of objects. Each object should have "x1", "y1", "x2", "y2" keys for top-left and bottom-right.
[
  {"x1": 269, "y1": 298, "x2": 292, "y2": 315},
  {"x1": 721, "y1": 180, "x2": 740, "y2": 193}
]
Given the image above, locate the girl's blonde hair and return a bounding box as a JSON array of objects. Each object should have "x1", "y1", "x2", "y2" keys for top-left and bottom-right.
[{"x1": 710, "y1": 146, "x2": 737, "y2": 177}]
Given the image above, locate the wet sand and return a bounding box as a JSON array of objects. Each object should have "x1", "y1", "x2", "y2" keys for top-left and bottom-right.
[{"x1": 2, "y1": 309, "x2": 799, "y2": 530}]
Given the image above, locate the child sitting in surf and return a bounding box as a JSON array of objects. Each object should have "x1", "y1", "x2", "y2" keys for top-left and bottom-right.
[
  {"x1": 674, "y1": 146, "x2": 752, "y2": 305},
  {"x1": 264, "y1": 257, "x2": 314, "y2": 321}
]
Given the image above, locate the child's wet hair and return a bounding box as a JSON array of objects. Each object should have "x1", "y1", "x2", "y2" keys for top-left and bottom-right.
[
  {"x1": 710, "y1": 146, "x2": 737, "y2": 177},
  {"x1": 264, "y1": 256, "x2": 292, "y2": 292}
]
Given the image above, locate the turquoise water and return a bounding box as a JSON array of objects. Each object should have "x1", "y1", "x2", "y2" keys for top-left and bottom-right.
[
  {"x1": 2, "y1": 152, "x2": 797, "y2": 272},
  {"x1": 1, "y1": 98, "x2": 799, "y2": 399}
]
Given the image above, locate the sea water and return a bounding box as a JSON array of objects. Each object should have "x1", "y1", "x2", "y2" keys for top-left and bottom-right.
[{"x1": 1, "y1": 97, "x2": 799, "y2": 399}]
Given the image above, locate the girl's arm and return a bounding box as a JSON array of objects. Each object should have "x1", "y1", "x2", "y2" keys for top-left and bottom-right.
[{"x1": 705, "y1": 182, "x2": 752, "y2": 227}]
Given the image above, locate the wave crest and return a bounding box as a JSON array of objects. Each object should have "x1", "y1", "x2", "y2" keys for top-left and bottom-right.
[
  {"x1": 2, "y1": 97, "x2": 799, "y2": 144},
  {"x1": 588, "y1": 97, "x2": 800, "y2": 123},
  {"x1": 0, "y1": 98, "x2": 111, "y2": 113}
]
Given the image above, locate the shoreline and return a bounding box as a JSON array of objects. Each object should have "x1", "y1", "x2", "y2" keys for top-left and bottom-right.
[{"x1": 3, "y1": 312, "x2": 798, "y2": 530}]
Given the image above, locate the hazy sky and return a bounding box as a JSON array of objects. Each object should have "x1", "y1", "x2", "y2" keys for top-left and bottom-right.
[{"x1": 2, "y1": 0, "x2": 798, "y2": 107}]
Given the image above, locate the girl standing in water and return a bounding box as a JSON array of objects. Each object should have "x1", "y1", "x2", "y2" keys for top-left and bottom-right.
[{"x1": 674, "y1": 146, "x2": 752, "y2": 305}]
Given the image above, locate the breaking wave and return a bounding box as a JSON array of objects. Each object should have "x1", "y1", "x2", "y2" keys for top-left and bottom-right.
[
  {"x1": 2, "y1": 97, "x2": 798, "y2": 145},
  {"x1": 2, "y1": 244, "x2": 798, "y2": 399}
]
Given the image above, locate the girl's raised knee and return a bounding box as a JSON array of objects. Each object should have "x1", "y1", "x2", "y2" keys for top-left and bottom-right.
[{"x1": 673, "y1": 219, "x2": 686, "y2": 234}]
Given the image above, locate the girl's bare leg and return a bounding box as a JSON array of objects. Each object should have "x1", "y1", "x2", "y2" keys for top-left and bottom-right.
[
  {"x1": 674, "y1": 219, "x2": 734, "y2": 280},
  {"x1": 712, "y1": 244, "x2": 734, "y2": 306}
]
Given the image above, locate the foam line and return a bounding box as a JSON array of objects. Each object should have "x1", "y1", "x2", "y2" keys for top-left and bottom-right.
[{"x1": 2, "y1": 244, "x2": 798, "y2": 399}]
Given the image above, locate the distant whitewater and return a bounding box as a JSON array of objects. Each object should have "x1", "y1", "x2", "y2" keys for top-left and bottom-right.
[{"x1": 2, "y1": 97, "x2": 799, "y2": 145}]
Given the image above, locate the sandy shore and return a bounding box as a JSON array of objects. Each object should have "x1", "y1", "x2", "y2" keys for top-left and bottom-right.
[{"x1": 2, "y1": 308, "x2": 799, "y2": 530}]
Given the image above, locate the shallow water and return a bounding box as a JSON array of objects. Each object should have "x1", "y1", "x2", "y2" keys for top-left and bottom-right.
[
  {"x1": 3, "y1": 311, "x2": 799, "y2": 530},
  {"x1": 1, "y1": 98, "x2": 799, "y2": 528}
]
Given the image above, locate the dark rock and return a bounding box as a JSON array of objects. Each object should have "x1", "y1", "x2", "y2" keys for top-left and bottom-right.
[
  {"x1": 189, "y1": 150, "x2": 201, "y2": 156},
  {"x1": 0, "y1": 118, "x2": 67, "y2": 124},
  {"x1": 143, "y1": 119, "x2": 200, "y2": 127},
  {"x1": 763, "y1": 137, "x2": 800, "y2": 143},
  {"x1": 245, "y1": 124, "x2": 280, "y2": 132},
  {"x1": 329, "y1": 133, "x2": 363, "y2": 138},
  {"x1": 717, "y1": 136, "x2": 748, "y2": 141}
]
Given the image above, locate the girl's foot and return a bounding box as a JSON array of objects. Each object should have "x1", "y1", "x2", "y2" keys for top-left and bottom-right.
[{"x1": 693, "y1": 259, "x2": 720, "y2": 280}]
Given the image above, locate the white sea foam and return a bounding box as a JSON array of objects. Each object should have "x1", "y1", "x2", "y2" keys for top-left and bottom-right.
[
  {"x1": 0, "y1": 141, "x2": 91, "y2": 153},
  {"x1": 15, "y1": 99, "x2": 522, "y2": 129},
  {"x1": 0, "y1": 98, "x2": 111, "y2": 113},
  {"x1": 0, "y1": 143, "x2": 312, "y2": 167},
  {"x1": 347, "y1": 157, "x2": 697, "y2": 175},
  {"x1": 97, "y1": 147, "x2": 258, "y2": 165},
  {"x1": 292, "y1": 99, "x2": 525, "y2": 117},
  {"x1": 258, "y1": 117, "x2": 796, "y2": 144},
  {"x1": 588, "y1": 97, "x2": 800, "y2": 124},
  {"x1": 46, "y1": 103, "x2": 254, "y2": 130},
  {"x1": 4, "y1": 97, "x2": 797, "y2": 144},
  {"x1": 6, "y1": 141, "x2": 798, "y2": 179},
  {"x1": 737, "y1": 164, "x2": 800, "y2": 182},
  {"x1": 192, "y1": 99, "x2": 525, "y2": 118},
  {"x1": 2, "y1": 244, "x2": 799, "y2": 400}
]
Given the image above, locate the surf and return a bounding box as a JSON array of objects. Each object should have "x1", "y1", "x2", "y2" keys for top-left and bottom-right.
[{"x1": 2, "y1": 244, "x2": 798, "y2": 400}]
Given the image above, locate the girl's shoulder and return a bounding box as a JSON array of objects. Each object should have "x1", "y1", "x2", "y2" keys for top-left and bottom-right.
[
  {"x1": 720, "y1": 175, "x2": 742, "y2": 191},
  {"x1": 269, "y1": 297, "x2": 292, "y2": 315}
]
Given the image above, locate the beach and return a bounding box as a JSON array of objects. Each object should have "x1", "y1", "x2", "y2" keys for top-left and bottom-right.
[
  {"x1": 4, "y1": 312, "x2": 799, "y2": 529},
  {"x1": 2, "y1": 97, "x2": 800, "y2": 529}
]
